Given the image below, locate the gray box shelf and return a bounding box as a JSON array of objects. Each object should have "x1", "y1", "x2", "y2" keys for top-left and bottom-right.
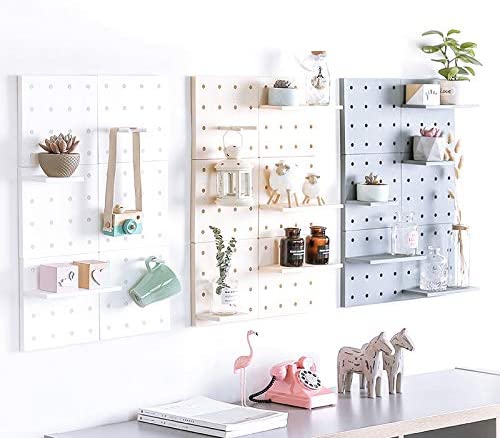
[
  {"x1": 340, "y1": 78, "x2": 456, "y2": 307},
  {"x1": 403, "y1": 286, "x2": 478, "y2": 297},
  {"x1": 346, "y1": 254, "x2": 426, "y2": 265}
]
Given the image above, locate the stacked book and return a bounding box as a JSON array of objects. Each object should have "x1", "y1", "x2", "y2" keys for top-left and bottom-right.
[{"x1": 138, "y1": 396, "x2": 288, "y2": 437}]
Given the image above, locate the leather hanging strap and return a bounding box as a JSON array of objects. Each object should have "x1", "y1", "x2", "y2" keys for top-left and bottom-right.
[{"x1": 102, "y1": 128, "x2": 143, "y2": 232}]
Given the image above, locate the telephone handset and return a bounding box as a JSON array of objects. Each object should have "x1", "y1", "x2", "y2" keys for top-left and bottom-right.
[{"x1": 249, "y1": 356, "x2": 336, "y2": 409}]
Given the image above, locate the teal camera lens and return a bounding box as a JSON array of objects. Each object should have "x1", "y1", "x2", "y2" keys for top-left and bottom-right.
[{"x1": 122, "y1": 219, "x2": 138, "y2": 235}]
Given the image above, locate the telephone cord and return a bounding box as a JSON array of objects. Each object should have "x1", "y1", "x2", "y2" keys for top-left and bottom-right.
[{"x1": 248, "y1": 376, "x2": 276, "y2": 403}]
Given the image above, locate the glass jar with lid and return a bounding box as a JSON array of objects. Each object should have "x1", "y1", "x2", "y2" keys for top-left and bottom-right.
[
  {"x1": 306, "y1": 226, "x2": 330, "y2": 265},
  {"x1": 280, "y1": 227, "x2": 304, "y2": 267},
  {"x1": 420, "y1": 246, "x2": 448, "y2": 292}
]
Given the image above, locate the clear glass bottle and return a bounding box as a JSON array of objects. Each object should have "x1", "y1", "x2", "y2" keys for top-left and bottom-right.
[
  {"x1": 391, "y1": 212, "x2": 418, "y2": 256},
  {"x1": 280, "y1": 227, "x2": 305, "y2": 267},
  {"x1": 301, "y1": 51, "x2": 330, "y2": 106},
  {"x1": 306, "y1": 226, "x2": 330, "y2": 265},
  {"x1": 420, "y1": 246, "x2": 448, "y2": 291},
  {"x1": 211, "y1": 277, "x2": 240, "y2": 316},
  {"x1": 449, "y1": 224, "x2": 470, "y2": 288}
]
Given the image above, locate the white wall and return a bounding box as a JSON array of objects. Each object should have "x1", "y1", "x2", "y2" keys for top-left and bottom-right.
[{"x1": 0, "y1": 1, "x2": 497, "y2": 437}]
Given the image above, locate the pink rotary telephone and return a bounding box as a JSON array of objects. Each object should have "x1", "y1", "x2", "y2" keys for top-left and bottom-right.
[{"x1": 249, "y1": 356, "x2": 336, "y2": 409}]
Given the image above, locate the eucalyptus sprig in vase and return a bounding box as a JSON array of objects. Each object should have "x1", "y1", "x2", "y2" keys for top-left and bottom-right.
[{"x1": 209, "y1": 226, "x2": 240, "y2": 315}]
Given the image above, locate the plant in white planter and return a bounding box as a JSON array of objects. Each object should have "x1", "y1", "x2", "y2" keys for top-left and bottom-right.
[
  {"x1": 209, "y1": 225, "x2": 240, "y2": 315},
  {"x1": 413, "y1": 127, "x2": 446, "y2": 161},
  {"x1": 420, "y1": 29, "x2": 482, "y2": 105},
  {"x1": 357, "y1": 173, "x2": 389, "y2": 203},
  {"x1": 38, "y1": 133, "x2": 80, "y2": 177},
  {"x1": 268, "y1": 79, "x2": 299, "y2": 106}
]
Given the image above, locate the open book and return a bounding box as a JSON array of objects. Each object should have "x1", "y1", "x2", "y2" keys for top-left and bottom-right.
[{"x1": 138, "y1": 396, "x2": 287, "y2": 436}]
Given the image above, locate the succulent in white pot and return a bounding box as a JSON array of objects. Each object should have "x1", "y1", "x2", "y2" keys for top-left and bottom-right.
[
  {"x1": 268, "y1": 79, "x2": 299, "y2": 106},
  {"x1": 357, "y1": 173, "x2": 389, "y2": 203},
  {"x1": 420, "y1": 29, "x2": 482, "y2": 105},
  {"x1": 38, "y1": 133, "x2": 80, "y2": 177}
]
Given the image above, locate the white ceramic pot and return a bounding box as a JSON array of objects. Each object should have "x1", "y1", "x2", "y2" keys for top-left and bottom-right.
[
  {"x1": 356, "y1": 184, "x2": 389, "y2": 202},
  {"x1": 268, "y1": 88, "x2": 300, "y2": 106},
  {"x1": 413, "y1": 136, "x2": 446, "y2": 161},
  {"x1": 440, "y1": 80, "x2": 465, "y2": 105}
]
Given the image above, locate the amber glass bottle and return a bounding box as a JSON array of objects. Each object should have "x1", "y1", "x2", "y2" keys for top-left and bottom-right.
[
  {"x1": 280, "y1": 228, "x2": 304, "y2": 267},
  {"x1": 306, "y1": 226, "x2": 330, "y2": 265}
]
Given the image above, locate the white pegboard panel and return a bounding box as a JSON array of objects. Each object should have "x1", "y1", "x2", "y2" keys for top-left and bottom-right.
[
  {"x1": 191, "y1": 76, "x2": 259, "y2": 160},
  {"x1": 191, "y1": 240, "x2": 259, "y2": 326},
  {"x1": 191, "y1": 159, "x2": 259, "y2": 243},
  {"x1": 98, "y1": 161, "x2": 169, "y2": 251},
  {"x1": 191, "y1": 75, "x2": 342, "y2": 326},
  {"x1": 99, "y1": 247, "x2": 171, "y2": 340},
  {"x1": 97, "y1": 76, "x2": 169, "y2": 163},
  {"x1": 19, "y1": 165, "x2": 100, "y2": 259},
  {"x1": 18, "y1": 75, "x2": 173, "y2": 351},
  {"x1": 18, "y1": 76, "x2": 98, "y2": 167}
]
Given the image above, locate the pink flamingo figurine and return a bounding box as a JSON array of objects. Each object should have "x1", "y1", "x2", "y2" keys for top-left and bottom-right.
[{"x1": 234, "y1": 330, "x2": 258, "y2": 406}]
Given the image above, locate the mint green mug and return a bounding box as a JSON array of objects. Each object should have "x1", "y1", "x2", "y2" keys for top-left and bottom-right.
[{"x1": 129, "y1": 257, "x2": 181, "y2": 307}]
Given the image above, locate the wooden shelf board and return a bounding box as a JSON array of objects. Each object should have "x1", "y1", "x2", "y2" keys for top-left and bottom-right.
[
  {"x1": 24, "y1": 285, "x2": 123, "y2": 299},
  {"x1": 345, "y1": 253, "x2": 426, "y2": 265},
  {"x1": 403, "y1": 160, "x2": 454, "y2": 167},
  {"x1": 403, "y1": 286, "x2": 478, "y2": 297},
  {"x1": 260, "y1": 263, "x2": 343, "y2": 274},
  {"x1": 402, "y1": 104, "x2": 479, "y2": 109},
  {"x1": 346, "y1": 200, "x2": 398, "y2": 207},
  {"x1": 259, "y1": 104, "x2": 343, "y2": 111},
  {"x1": 259, "y1": 203, "x2": 343, "y2": 212}
]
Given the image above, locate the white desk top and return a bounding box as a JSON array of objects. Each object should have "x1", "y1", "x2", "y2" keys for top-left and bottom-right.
[{"x1": 46, "y1": 369, "x2": 500, "y2": 438}]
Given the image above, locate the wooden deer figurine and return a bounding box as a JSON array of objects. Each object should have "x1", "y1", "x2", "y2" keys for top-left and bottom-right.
[
  {"x1": 337, "y1": 332, "x2": 394, "y2": 399},
  {"x1": 267, "y1": 161, "x2": 299, "y2": 208},
  {"x1": 360, "y1": 328, "x2": 415, "y2": 395}
]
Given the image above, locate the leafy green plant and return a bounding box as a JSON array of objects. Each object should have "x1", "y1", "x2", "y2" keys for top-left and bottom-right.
[
  {"x1": 421, "y1": 29, "x2": 482, "y2": 81},
  {"x1": 209, "y1": 226, "x2": 237, "y2": 295}
]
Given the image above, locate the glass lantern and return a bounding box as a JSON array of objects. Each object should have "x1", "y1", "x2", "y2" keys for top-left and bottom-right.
[{"x1": 214, "y1": 130, "x2": 254, "y2": 207}]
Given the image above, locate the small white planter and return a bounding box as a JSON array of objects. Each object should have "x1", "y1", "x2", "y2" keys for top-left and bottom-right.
[
  {"x1": 440, "y1": 80, "x2": 466, "y2": 105},
  {"x1": 356, "y1": 184, "x2": 389, "y2": 202},
  {"x1": 413, "y1": 136, "x2": 446, "y2": 161},
  {"x1": 268, "y1": 88, "x2": 300, "y2": 106}
]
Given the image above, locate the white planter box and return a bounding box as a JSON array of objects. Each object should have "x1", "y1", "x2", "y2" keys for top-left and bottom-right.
[
  {"x1": 405, "y1": 84, "x2": 440, "y2": 106},
  {"x1": 268, "y1": 88, "x2": 300, "y2": 106},
  {"x1": 356, "y1": 184, "x2": 390, "y2": 202},
  {"x1": 413, "y1": 136, "x2": 446, "y2": 161},
  {"x1": 440, "y1": 80, "x2": 468, "y2": 105}
]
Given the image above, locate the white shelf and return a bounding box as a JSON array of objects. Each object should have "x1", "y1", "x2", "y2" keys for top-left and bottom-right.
[
  {"x1": 259, "y1": 203, "x2": 343, "y2": 212},
  {"x1": 345, "y1": 253, "x2": 426, "y2": 265},
  {"x1": 197, "y1": 312, "x2": 248, "y2": 322},
  {"x1": 403, "y1": 286, "x2": 478, "y2": 297},
  {"x1": 260, "y1": 263, "x2": 343, "y2": 274},
  {"x1": 402, "y1": 104, "x2": 479, "y2": 109},
  {"x1": 24, "y1": 285, "x2": 123, "y2": 299},
  {"x1": 23, "y1": 175, "x2": 85, "y2": 183},
  {"x1": 346, "y1": 200, "x2": 398, "y2": 207},
  {"x1": 259, "y1": 104, "x2": 343, "y2": 111},
  {"x1": 403, "y1": 160, "x2": 454, "y2": 167}
]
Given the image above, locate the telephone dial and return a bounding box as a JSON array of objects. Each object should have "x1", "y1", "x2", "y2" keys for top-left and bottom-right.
[{"x1": 249, "y1": 356, "x2": 336, "y2": 409}]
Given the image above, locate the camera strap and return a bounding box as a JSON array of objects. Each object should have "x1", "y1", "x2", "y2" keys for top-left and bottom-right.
[{"x1": 102, "y1": 127, "x2": 144, "y2": 233}]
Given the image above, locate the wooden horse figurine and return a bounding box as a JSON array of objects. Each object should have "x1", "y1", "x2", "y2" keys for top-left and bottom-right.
[
  {"x1": 337, "y1": 332, "x2": 394, "y2": 399},
  {"x1": 360, "y1": 328, "x2": 415, "y2": 394}
]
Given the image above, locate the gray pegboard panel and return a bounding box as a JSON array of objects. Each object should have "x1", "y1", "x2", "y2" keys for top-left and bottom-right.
[
  {"x1": 342, "y1": 153, "x2": 402, "y2": 231},
  {"x1": 340, "y1": 78, "x2": 403, "y2": 155},
  {"x1": 402, "y1": 157, "x2": 455, "y2": 226},
  {"x1": 341, "y1": 223, "x2": 452, "y2": 307},
  {"x1": 340, "y1": 78, "x2": 456, "y2": 307}
]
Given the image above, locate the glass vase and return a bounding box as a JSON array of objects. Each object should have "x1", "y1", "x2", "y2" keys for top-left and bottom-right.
[
  {"x1": 211, "y1": 278, "x2": 240, "y2": 316},
  {"x1": 391, "y1": 212, "x2": 418, "y2": 256},
  {"x1": 449, "y1": 225, "x2": 471, "y2": 288},
  {"x1": 420, "y1": 246, "x2": 448, "y2": 292}
]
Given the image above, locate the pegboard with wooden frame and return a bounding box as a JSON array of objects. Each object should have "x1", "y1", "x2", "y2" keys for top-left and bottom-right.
[{"x1": 191, "y1": 75, "x2": 342, "y2": 326}]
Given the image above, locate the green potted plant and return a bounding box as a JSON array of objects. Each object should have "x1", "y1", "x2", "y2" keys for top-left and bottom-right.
[
  {"x1": 209, "y1": 226, "x2": 240, "y2": 315},
  {"x1": 268, "y1": 79, "x2": 299, "y2": 106},
  {"x1": 38, "y1": 133, "x2": 80, "y2": 177},
  {"x1": 420, "y1": 29, "x2": 482, "y2": 105}
]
